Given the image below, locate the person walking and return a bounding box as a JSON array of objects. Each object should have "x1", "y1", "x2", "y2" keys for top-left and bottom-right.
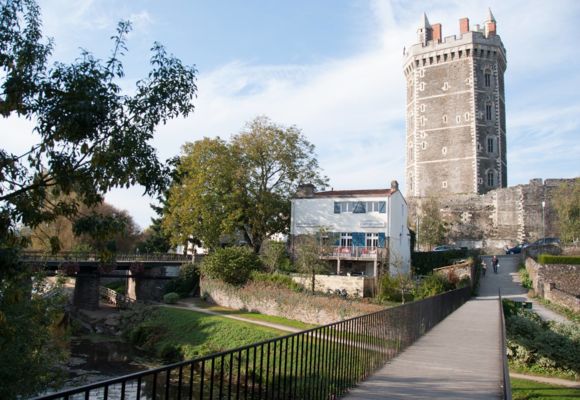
[
  {"x1": 481, "y1": 259, "x2": 487, "y2": 277},
  {"x1": 492, "y1": 255, "x2": 499, "y2": 274}
]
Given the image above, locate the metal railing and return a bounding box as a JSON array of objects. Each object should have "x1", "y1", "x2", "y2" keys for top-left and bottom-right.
[
  {"x1": 498, "y1": 290, "x2": 512, "y2": 400},
  {"x1": 35, "y1": 286, "x2": 471, "y2": 400},
  {"x1": 320, "y1": 246, "x2": 388, "y2": 260},
  {"x1": 20, "y1": 251, "x2": 192, "y2": 263}
]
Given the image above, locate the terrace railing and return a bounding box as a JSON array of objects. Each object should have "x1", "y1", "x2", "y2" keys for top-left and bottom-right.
[
  {"x1": 35, "y1": 286, "x2": 472, "y2": 400},
  {"x1": 320, "y1": 246, "x2": 388, "y2": 260}
]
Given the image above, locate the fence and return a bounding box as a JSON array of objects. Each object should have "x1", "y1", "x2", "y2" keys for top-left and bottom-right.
[
  {"x1": 35, "y1": 286, "x2": 471, "y2": 400},
  {"x1": 20, "y1": 251, "x2": 192, "y2": 263},
  {"x1": 498, "y1": 290, "x2": 512, "y2": 400}
]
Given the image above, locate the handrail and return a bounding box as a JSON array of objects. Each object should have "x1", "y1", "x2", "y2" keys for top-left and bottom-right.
[
  {"x1": 19, "y1": 251, "x2": 192, "y2": 263},
  {"x1": 498, "y1": 289, "x2": 512, "y2": 399},
  {"x1": 33, "y1": 286, "x2": 472, "y2": 400}
]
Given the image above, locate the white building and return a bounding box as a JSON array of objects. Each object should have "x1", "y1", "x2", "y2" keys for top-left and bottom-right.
[{"x1": 290, "y1": 181, "x2": 411, "y2": 277}]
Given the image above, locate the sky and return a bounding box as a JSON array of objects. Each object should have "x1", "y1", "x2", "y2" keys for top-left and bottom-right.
[{"x1": 2, "y1": 0, "x2": 580, "y2": 229}]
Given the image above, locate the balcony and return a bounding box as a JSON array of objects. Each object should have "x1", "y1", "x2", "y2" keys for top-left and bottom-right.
[{"x1": 320, "y1": 246, "x2": 388, "y2": 261}]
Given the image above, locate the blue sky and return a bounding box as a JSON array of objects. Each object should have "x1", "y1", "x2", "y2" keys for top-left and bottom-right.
[{"x1": 3, "y1": 0, "x2": 579, "y2": 229}]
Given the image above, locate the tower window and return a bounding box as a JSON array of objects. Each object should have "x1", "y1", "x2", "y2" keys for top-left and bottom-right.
[
  {"x1": 486, "y1": 104, "x2": 493, "y2": 120},
  {"x1": 422, "y1": 142, "x2": 427, "y2": 150},
  {"x1": 442, "y1": 114, "x2": 448, "y2": 123},
  {"x1": 487, "y1": 170, "x2": 495, "y2": 187},
  {"x1": 442, "y1": 82, "x2": 449, "y2": 91},
  {"x1": 464, "y1": 112, "x2": 470, "y2": 121},
  {"x1": 484, "y1": 72, "x2": 491, "y2": 87},
  {"x1": 442, "y1": 146, "x2": 447, "y2": 155},
  {"x1": 487, "y1": 137, "x2": 495, "y2": 153},
  {"x1": 442, "y1": 181, "x2": 448, "y2": 188}
]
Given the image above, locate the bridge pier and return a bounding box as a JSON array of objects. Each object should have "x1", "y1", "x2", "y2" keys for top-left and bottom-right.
[
  {"x1": 127, "y1": 266, "x2": 166, "y2": 302},
  {"x1": 73, "y1": 271, "x2": 100, "y2": 310}
]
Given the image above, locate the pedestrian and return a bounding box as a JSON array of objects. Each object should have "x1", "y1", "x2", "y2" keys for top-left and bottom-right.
[
  {"x1": 481, "y1": 259, "x2": 487, "y2": 277},
  {"x1": 492, "y1": 255, "x2": 499, "y2": 274}
]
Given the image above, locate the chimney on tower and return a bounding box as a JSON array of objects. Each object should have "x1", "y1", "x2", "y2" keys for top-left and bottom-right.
[
  {"x1": 485, "y1": 8, "x2": 497, "y2": 37},
  {"x1": 459, "y1": 17, "x2": 470, "y2": 34},
  {"x1": 432, "y1": 23, "x2": 442, "y2": 42}
]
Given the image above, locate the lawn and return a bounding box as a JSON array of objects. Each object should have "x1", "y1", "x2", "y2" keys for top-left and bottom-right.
[
  {"x1": 511, "y1": 378, "x2": 580, "y2": 400},
  {"x1": 187, "y1": 298, "x2": 317, "y2": 330},
  {"x1": 131, "y1": 307, "x2": 286, "y2": 360}
]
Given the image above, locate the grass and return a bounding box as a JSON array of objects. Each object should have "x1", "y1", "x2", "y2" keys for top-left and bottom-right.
[
  {"x1": 133, "y1": 307, "x2": 286, "y2": 360},
  {"x1": 511, "y1": 378, "x2": 580, "y2": 400},
  {"x1": 188, "y1": 298, "x2": 317, "y2": 330}
]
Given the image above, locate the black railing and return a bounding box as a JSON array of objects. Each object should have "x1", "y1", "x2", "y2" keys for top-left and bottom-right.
[
  {"x1": 35, "y1": 286, "x2": 471, "y2": 400},
  {"x1": 498, "y1": 290, "x2": 512, "y2": 400}
]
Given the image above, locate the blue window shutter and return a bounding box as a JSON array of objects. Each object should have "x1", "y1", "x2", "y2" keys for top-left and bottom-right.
[
  {"x1": 352, "y1": 232, "x2": 365, "y2": 247},
  {"x1": 378, "y1": 233, "x2": 386, "y2": 247},
  {"x1": 334, "y1": 202, "x2": 341, "y2": 213},
  {"x1": 379, "y1": 201, "x2": 386, "y2": 213}
]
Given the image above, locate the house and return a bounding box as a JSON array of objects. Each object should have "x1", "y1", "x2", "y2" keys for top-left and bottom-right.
[{"x1": 290, "y1": 180, "x2": 411, "y2": 278}]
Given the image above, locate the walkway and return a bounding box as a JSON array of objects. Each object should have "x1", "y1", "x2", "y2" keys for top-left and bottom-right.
[{"x1": 343, "y1": 255, "x2": 527, "y2": 399}]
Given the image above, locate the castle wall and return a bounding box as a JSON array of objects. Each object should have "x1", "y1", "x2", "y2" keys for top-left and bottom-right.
[{"x1": 409, "y1": 178, "x2": 576, "y2": 250}]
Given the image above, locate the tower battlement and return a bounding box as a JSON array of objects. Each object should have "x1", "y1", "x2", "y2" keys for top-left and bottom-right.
[{"x1": 403, "y1": 10, "x2": 507, "y2": 198}]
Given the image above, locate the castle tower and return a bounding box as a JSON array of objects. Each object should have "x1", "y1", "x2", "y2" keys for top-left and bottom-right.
[{"x1": 403, "y1": 10, "x2": 507, "y2": 197}]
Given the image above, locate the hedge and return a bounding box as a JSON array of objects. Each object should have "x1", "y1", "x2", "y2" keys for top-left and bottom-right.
[
  {"x1": 412, "y1": 249, "x2": 471, "y2": 275},
  {"x1": 537, "y1": 254, "x2": 580, "y2": 265}
]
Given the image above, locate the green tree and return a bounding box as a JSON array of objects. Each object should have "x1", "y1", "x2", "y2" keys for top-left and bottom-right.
[
  {"x1": 260, "y1": 239, "x2": 290, "y2": 273},
  {"x1": 0, "y1": 1, "x2": 197, "y2": 396},
  {"x1": 553, "y1": 178, "x2": 580, "y2": 244},
  {"x1": 164, "y1": 116, "x2": 327, "y2": 253},
  {"x1": 200, "y1": 246, "x2": 263, "y2": 286},
  {"x1": 417, "y1": 197, "x2": 447, "y2": 250},
  {"x1": 294, "y1": 234, "x2": 329, "y2": 293}
]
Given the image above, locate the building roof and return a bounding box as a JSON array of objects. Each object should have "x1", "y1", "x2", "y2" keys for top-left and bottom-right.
[{"x1": 313, "y1": 188, "x2": 394, "y2": 198}]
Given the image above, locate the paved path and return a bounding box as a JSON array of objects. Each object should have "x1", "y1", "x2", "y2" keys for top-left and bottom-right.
[
  {"x1": 159, "y1": 300, "x2": 303, "y2": 333},
  {"x1": 510, "y1": 372, "x2": 580, "y2": 388},
  {"x1": 480, "y1": 255, "x2": 569, "y2": 324}
]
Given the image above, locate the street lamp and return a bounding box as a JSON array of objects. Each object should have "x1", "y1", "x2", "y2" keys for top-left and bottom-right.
[{"x1": 541, "y1": 200, "x2": 546, "y2": 239}]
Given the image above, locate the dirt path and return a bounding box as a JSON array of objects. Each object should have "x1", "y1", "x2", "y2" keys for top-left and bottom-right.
[{"x1": 510, "y1": 372, "x2": 580, "y2": 388}]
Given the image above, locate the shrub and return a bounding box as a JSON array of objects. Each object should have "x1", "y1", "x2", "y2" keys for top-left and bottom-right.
[
  {"x1": 519, "y1": 267, "x2": 532, "y2": 289},
  {"x1": 414, "y1": 273, "x2": 453, "y2": 299},
  {"x1": 163, "y1": 292, "x2": 180, "y2": 304},
  {"x1": 378, "y1": 274, "x2": 402, "y2": 302},
  {"x1": 260, "y1": 240, "x2": 293, "y2": 273},
  {"x1": 250, "y1": 271, "x2": 303, "y2": 292},
  {"x1": 200, "y1": 246, "x2": 263, "y2": 286},
  {"x1": 537, "y1": 254, "x2": 580, "y2": 265},
  {"x1": 164, "y1": 263, "x2": 199, "y2": 297}
]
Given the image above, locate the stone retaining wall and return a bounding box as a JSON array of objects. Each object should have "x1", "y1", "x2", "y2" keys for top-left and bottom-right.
[
  {"x1": 200, "y1": 278, "x2": 384, "y2": 325},
  {"x1": 525, "y1": 258, "x2": 580, "y2": 312},
  {"x1": 433, "y1": 260, "x2": 475, "y2": 283}
]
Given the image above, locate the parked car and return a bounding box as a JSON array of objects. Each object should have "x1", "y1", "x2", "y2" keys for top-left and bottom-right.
[
  {"x1": 505, "y1": 243, "x2": 526, "y2": 254},
  {"x1": 432, "y1": 245, "x2": 457, "y2": 252},
  {"x1": 530, "y1": 237, "x2": 561, "y2": 246}
]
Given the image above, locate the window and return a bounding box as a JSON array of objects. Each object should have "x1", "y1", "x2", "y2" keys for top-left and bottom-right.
[
  {"x1": 487, "y1": 170, "x2": 495, "y2": 187},
  {"x1": 340, "y1": 233, "x2": 352, "y2": 247},
  {"x1": 422, "y1": 142, "x2": 427, "y2": 150},
  {"x1": 487, "y1": 137, "x2": 494, "y2": 153},
  {"x1": 442, "y1": 82, "x2": 449, "y2": 91},
  {"x1": 484, "y1": 71, "x2": 491, "y2": 87},
  {"x1": 366, "y1": 233, "x2": 379, "y2": 248},
  {"x1": 486, "y1": 104, "x2": 492, "y2": 120},
  {"x1": 352, "y1": 201, "x2": 366, "y2": 214},
  {"x1": 442, "y1": 181, "x2": 447, "y2": 188},
  {"x1": 464, "y1": 112, "x2": 470, "y2": 121},
  {"x1": 366, "y1": 201, "x2": 386, "y2": 213},
  {"x1": 442, "y1": 146, "x2": 447, "y2": 155},
  {"x1": 442, "y1": 114, "x2": 448, "y2": 123}
]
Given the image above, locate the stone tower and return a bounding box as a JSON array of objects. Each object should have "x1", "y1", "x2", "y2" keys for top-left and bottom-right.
[{"x1": 403, "y1": 10, "x2": 507, "y2": 197}]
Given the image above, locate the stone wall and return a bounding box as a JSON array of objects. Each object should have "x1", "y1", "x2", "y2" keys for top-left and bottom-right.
[
  {"x1": 433, "y1": 260, "x2": 475, "y2": 283},
  {"x1": 200, "y1": 278, "x2": 384, "y2": 325},
  {"x1": 409, "y1": 177, "x2": 577, "y2": 251},
  {"x1": 525, "y1": 257, "x2": 580, "y2": 312},
  {"x1": 290, "y1": 274, "x2": 375, "y2": 298}
]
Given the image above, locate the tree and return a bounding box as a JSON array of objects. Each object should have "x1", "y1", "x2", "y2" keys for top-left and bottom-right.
[
  {"x1": 294, "y1": 233, "x2": 330, "y2": 293},
  {"x1": 0, "y1": 1, "x2": 197, "y2": 396},
  {"x1": 260, "y1": 239, "x2": 291, "y2": 273},
  {"x1": 553, "y1": 178, "x2": 580, "y2": 244},
  {"x1": 417, "y1": 197, "x2": 447, "y2": 250},
  {"x1": 164, "y1": 116, "x2": 327, "y2": 253}
]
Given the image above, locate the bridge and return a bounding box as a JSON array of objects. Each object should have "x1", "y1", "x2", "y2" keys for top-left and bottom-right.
[
  {"x1": 34, "y1": 256, "x2": 520, "y2": 399},
  {"x1": 21, "y1": 251, "x2": 193, "y2": 309}
]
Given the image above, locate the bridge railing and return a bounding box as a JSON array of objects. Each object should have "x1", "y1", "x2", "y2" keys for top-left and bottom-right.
[
  {"x1": 499, "y1": 290, "x2": 512, "y2": 400},
  {"x1": 20, "y1": 251, "x2": 192, "y2": 263},
  {"x1": 34, "y1": 286, "x2": 471, "y2": 400}
]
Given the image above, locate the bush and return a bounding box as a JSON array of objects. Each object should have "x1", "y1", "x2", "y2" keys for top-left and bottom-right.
[
  {"x1": 519, "y1": 267, "x2": 532, "y2": 289},
  {"x1": 414, "y1": 273, "x2": 453, "y2": 300},
  {"x1": 163, "y1": 292, "x2": 180, "y2": 304},
  {"x1": 200, "y1": 246, "x2": 263, "y2": 286},
  {"x1": 537, "y1": 254, "x2": 580, "y2": 265},
  {"x1": 378, "y1": 274, "x2": 402, "y2": 302},
  {"x1": 503, "y1": 299, "x2": 580, "y2": 380},
  {"x1": 164, "y1": 263, "x2": 199, "y2": 297},
  {"x1": 250, "y1": 271, "x2": 303, "y2": 292}
]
